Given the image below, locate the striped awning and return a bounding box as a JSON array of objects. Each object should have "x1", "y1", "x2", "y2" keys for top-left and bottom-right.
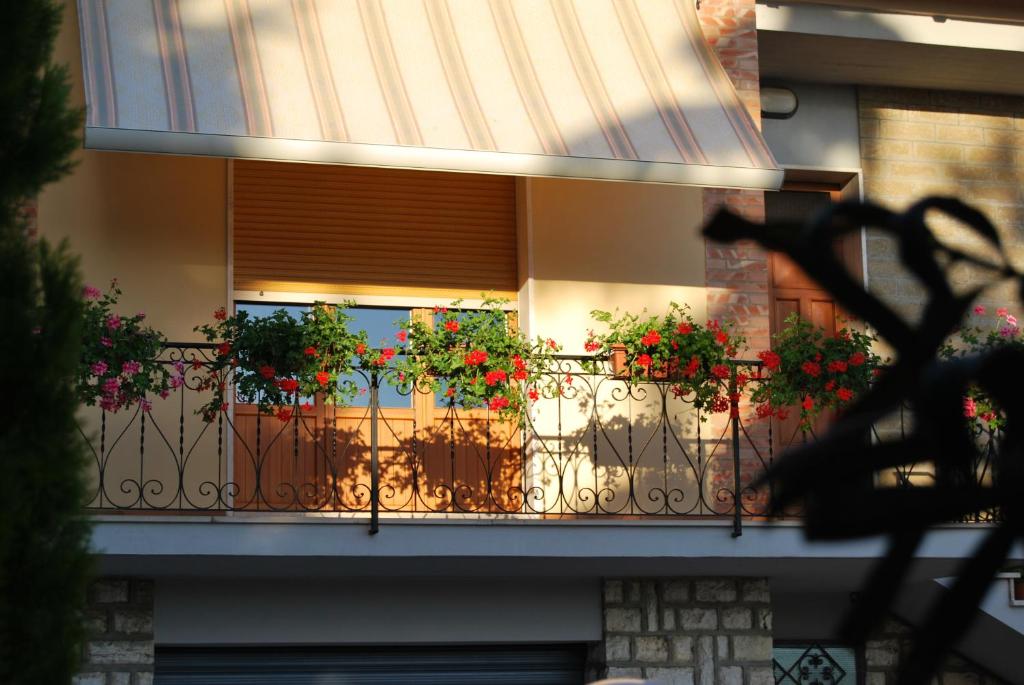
[{"x1": 76, "y1": 0, "x2": 781, "y2": 190}]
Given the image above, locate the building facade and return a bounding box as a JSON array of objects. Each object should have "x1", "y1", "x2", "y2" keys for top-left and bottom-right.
[{"x1": 40, "y1": 1, "x2": 1024, "y2": 683}]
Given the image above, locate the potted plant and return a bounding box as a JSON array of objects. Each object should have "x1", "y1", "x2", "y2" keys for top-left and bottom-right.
[
  {"x1": 195, "y1": 302, "x2": 367, "y2": 422},
  {"x1": 751, "y1": 313, "x2": 881, "y2": 431},
  {"x1": 585, "y1": 303, "x2": 745, "y2": 413},
  {"x1": 941, "y1": 305, "x2": 1022, "y2": 431},
  {"x1": 391, "y1": 298, "x2": 560, "y2": 420},
  {"x1": 77, "y1": 280, "x2": 171, "y2": 413}
]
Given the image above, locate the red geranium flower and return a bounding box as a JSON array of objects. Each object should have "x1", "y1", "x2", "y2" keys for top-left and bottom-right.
[
  {"x1": 827, "y1": 360, "x2": 848, "y2": 373},
  {"x1": 464, "y1": 349, "x2": 488, "y2": 366},
  {"x1": 836, "y1": 387, "x2": 854, "y2": 402},
  {"x1": 513, "y1": 370, "x2": 527, "y2": 381},
  {"x1": 640, "y1": 329, "x2": 661, "y2": 346},
  {"x1": 277, "y1": 378, "x2": 300, "y2": 393},
  {"x1": 276, "y1": 407, "x2": 293, "y2": 422},
  {"x1": 635, "y1": 353, "x2": 653, "y2": 368},
  {"x1": 683, "y1": 356, "x2": 700, "y2": 378},
  {"x1": 757, "y1": 350, "x2": 781, "y2": 371},
  {"x1": 217, "y1": 342, "x2": 231, "y2": 357},
  {"x1": 396, "y1": 330, "x2": 407, "y2": 343},
  {"x1": 676, "y1": 322, "x2": 693, "y2": 335},
  {"x1": 259, "y1": 365, "x2": 276, "y2": 380},
  {"x1": 715, "y1": 330, "x2": 728, "y2": 345},
  {"x1": 584, "y1": 340, "x2": 600, "y2": 353},
  {"x1": 488, "y1": 395, "x2": 510, "y2": 411},
  {"x1": 824, "y1": 380, "x2": 835, "y2": 391},
  {"x1": 380, "y1": 347, "x2": 396, "y2": 361},
  {"x1": 316, "y1": 371, "x2": 330, "y2": 387},
  {"x1": 304, "y1": 346, "x2": 317, "y2": 356},
  {"x1": 444, "y1": 320, "x2": 460, "y2": 333},
  {"x1": 214, "y1": 307, "x2": 227, "y2": 321},
  {"x1": 528, "y1": 388, "x2": 540, "y2": 401},
  {"x1": 802, "y1": 396, "x2": 814, "y2": 411},
  {"x1": 711, "y1": 364, "x2": 730, "y2": 379},
  {"x1": 484, "y1": 370, "x2": 508, "y2": 386},
  {"x1": 801, "y1": 361, "x2": 821, "y2": 378},
  {"x1": 512, "y1": 355, "x2": 526, "y2": 371},
  {"x1": 355, "y1": 343, "x2": 367, "y2": 355},
  {"x1": 848, "y1": 351, "x2": 866, "y2": 366}
]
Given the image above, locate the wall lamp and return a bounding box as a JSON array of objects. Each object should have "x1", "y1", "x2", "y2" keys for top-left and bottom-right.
[{"x1": 761, "y1": 86, "x2": 799, "y2": 120}]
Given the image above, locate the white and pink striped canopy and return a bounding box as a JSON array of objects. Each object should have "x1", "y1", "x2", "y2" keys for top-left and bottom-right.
[{"x1": 77, "y1": 0, "x2": 781, "y2": 189}]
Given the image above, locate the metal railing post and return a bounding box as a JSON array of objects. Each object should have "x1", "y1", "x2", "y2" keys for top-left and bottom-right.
[
  {"x1": 731, "y1": 367, "x2": 742, "y2": 537},
  {"x1": 369, "y1": 369, "x2": 380, "y2": 535}
]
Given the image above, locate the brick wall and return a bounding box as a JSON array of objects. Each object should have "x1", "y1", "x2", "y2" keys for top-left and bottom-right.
[
  {"x1": 866, "y1": 616, "x2": 1010, "y2": 685},
  {"x1": 699, "y1": 0, "x2": 770, "y2": 354},
  {"x1": 599, "y1": 577, "x2": 774, "y2": 685},
  {"x1": 859, "y1": 86, "x2": 1024, "y2": 322},
  {"x1": 74, "y1": 578, "x2": 154, "y2": 685}
]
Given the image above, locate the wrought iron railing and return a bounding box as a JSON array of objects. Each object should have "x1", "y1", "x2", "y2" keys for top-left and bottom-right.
[{"x1": 78, "y1": 344, "x2": 998, "y2": 534}]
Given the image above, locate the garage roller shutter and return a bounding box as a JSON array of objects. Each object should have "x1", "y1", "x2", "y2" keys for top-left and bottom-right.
[
  {"x1": 233, "y1": 161, "x2": 518, "y2": 298},
  {"x1": 155, "y1": 644, "x2": 586, "y2": 684}
]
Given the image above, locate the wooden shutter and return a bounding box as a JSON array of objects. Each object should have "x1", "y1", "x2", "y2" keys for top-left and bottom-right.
[{"x1": 232, "y1": 161, "x2": 517, "y2": 298}]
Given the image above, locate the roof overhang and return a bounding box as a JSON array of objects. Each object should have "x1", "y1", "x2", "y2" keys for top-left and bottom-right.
[{"x1": 76, "y1": 0, "x2": 781, "y2": 190}]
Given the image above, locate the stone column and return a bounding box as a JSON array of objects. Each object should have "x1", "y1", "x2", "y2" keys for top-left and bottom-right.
[
  {"x1": 74, "y1": 578, "x2": 154, "y2": 685},
  {"x1": 600, "y1": 578, "x2": 773, "y2": 685}
]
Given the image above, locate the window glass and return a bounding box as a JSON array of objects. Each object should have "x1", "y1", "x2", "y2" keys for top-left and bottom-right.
[
  {"x1": 772, "y1": 644, "x2": 857, "y2": 685},
  {"x1": 233, "y1": 303, "x2": 411, "y2": 409}
]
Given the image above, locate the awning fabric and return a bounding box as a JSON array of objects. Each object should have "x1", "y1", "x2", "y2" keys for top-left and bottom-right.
[{"x1": 76, "y1": 0, "x2": 781, "y2": 190}]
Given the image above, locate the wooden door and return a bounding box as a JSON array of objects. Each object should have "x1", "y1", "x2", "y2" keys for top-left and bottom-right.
[{"x1": 767, "y1": 186, "x2": 857, "y2": 449}]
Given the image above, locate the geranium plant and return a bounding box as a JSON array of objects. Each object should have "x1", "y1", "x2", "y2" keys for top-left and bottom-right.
[
  {"x1": 391, "y1": 298, "x2": 560, "y2": 419},
  {"x1": 940, "y1": 305, "x2": 1021, "y2": 431},
  {"x1": 585, "y1": 303, "x2": 745, "y2": 413},
  {"x1": 195, "y1": 302, "x2": 367, "y2": 422},
  {"x1": 77, "y1": 280, "x2": 171, "y2": 412},
  {"x1": 751, "y1": 313, "x2": 881, "y2": 431}
]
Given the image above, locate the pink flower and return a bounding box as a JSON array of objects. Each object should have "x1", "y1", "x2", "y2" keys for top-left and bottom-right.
[
  {"x1": 159, "y1": 390, "x2": 170, "y2": 399},
  {"x1": 100, "y1": 336, "x2": 113, "y2": 348},
  {"x1": 139, "y1": 399, "x2": 153, "y2": 413},
  {"x1": 1007, "y1": 315, "x2": 1018, "y2": 327},
  {"x1": 121, "y1": 360, "x2": 141, "y2": 376},
  {"x1": 963, "y1": 396, "x2": 977, "y2": 418},
  {"x1": 1000, "y1": 326, "x2": 1019, "y2": 338},
  {"x1": 90, "y1": 361, "x2": 108, "y2": 376},
  {"x1": 82, "y1": 285, "x2": 102, "y2": 301},
  {"x1": 974, "y1": 305, "x2": 986, "y2": 315},
  {"x1": 105, "y1": 314, "x2": 121, "y2": 331},
  {"x1": 99, "y1": 396, "x2": 117, "y2": 411},
  {"x1": 136, "y1": 312, "x2": 146, "y2": 320},
  {"x1": 997, "y1": 308, "x2": 1008, "y2": 317},
  {"x1": 174, "y1": 361, "x2": 185, "y2": 374},
  {"x1": 169, "y1": 375, "x2": 184, "y2": 389},
  {"x1": 102, "y1": 377, "x2": 121, "y2": 395}
]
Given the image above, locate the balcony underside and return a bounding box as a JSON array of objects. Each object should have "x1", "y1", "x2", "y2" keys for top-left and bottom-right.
[{"x1": 91, "y1": 516, "x2": 1020, "y2": 590}]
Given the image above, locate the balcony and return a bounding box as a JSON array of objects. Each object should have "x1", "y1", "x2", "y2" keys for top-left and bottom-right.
[{"x1": 79, "y1": 344, "x2": 998, "y2": 535}]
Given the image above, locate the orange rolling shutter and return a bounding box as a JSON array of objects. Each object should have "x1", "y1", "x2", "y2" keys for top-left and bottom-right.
[{"x1": 232, "y1": 161, "x2": 518, "y2": 298}]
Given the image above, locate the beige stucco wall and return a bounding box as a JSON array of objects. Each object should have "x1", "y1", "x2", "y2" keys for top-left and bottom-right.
[
  {"x1": 526, "y1": 177, "x2": 706, "y2": 352},
  {"x1": 523, "y1": 177, "x2": 709, "y2": 514}
]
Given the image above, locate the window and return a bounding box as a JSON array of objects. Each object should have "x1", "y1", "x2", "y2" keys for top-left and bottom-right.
[{"x1": 773, "y1": 643, "x2": 858, "y2": 685}]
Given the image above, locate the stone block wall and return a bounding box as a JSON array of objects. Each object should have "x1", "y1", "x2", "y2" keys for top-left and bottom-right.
[
  {"x1": 859, "y1": 86, "x2": 1024, "y2": 322},
  {"x1": 74, "y1": 578, "x2": 154, "y2": 685},
  {"x1": 866, "y1": 616, "x2": 1010, "y2": 685},
  {"x1": 599, "y1": 578, "x2": 773, "y2": 685}
]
